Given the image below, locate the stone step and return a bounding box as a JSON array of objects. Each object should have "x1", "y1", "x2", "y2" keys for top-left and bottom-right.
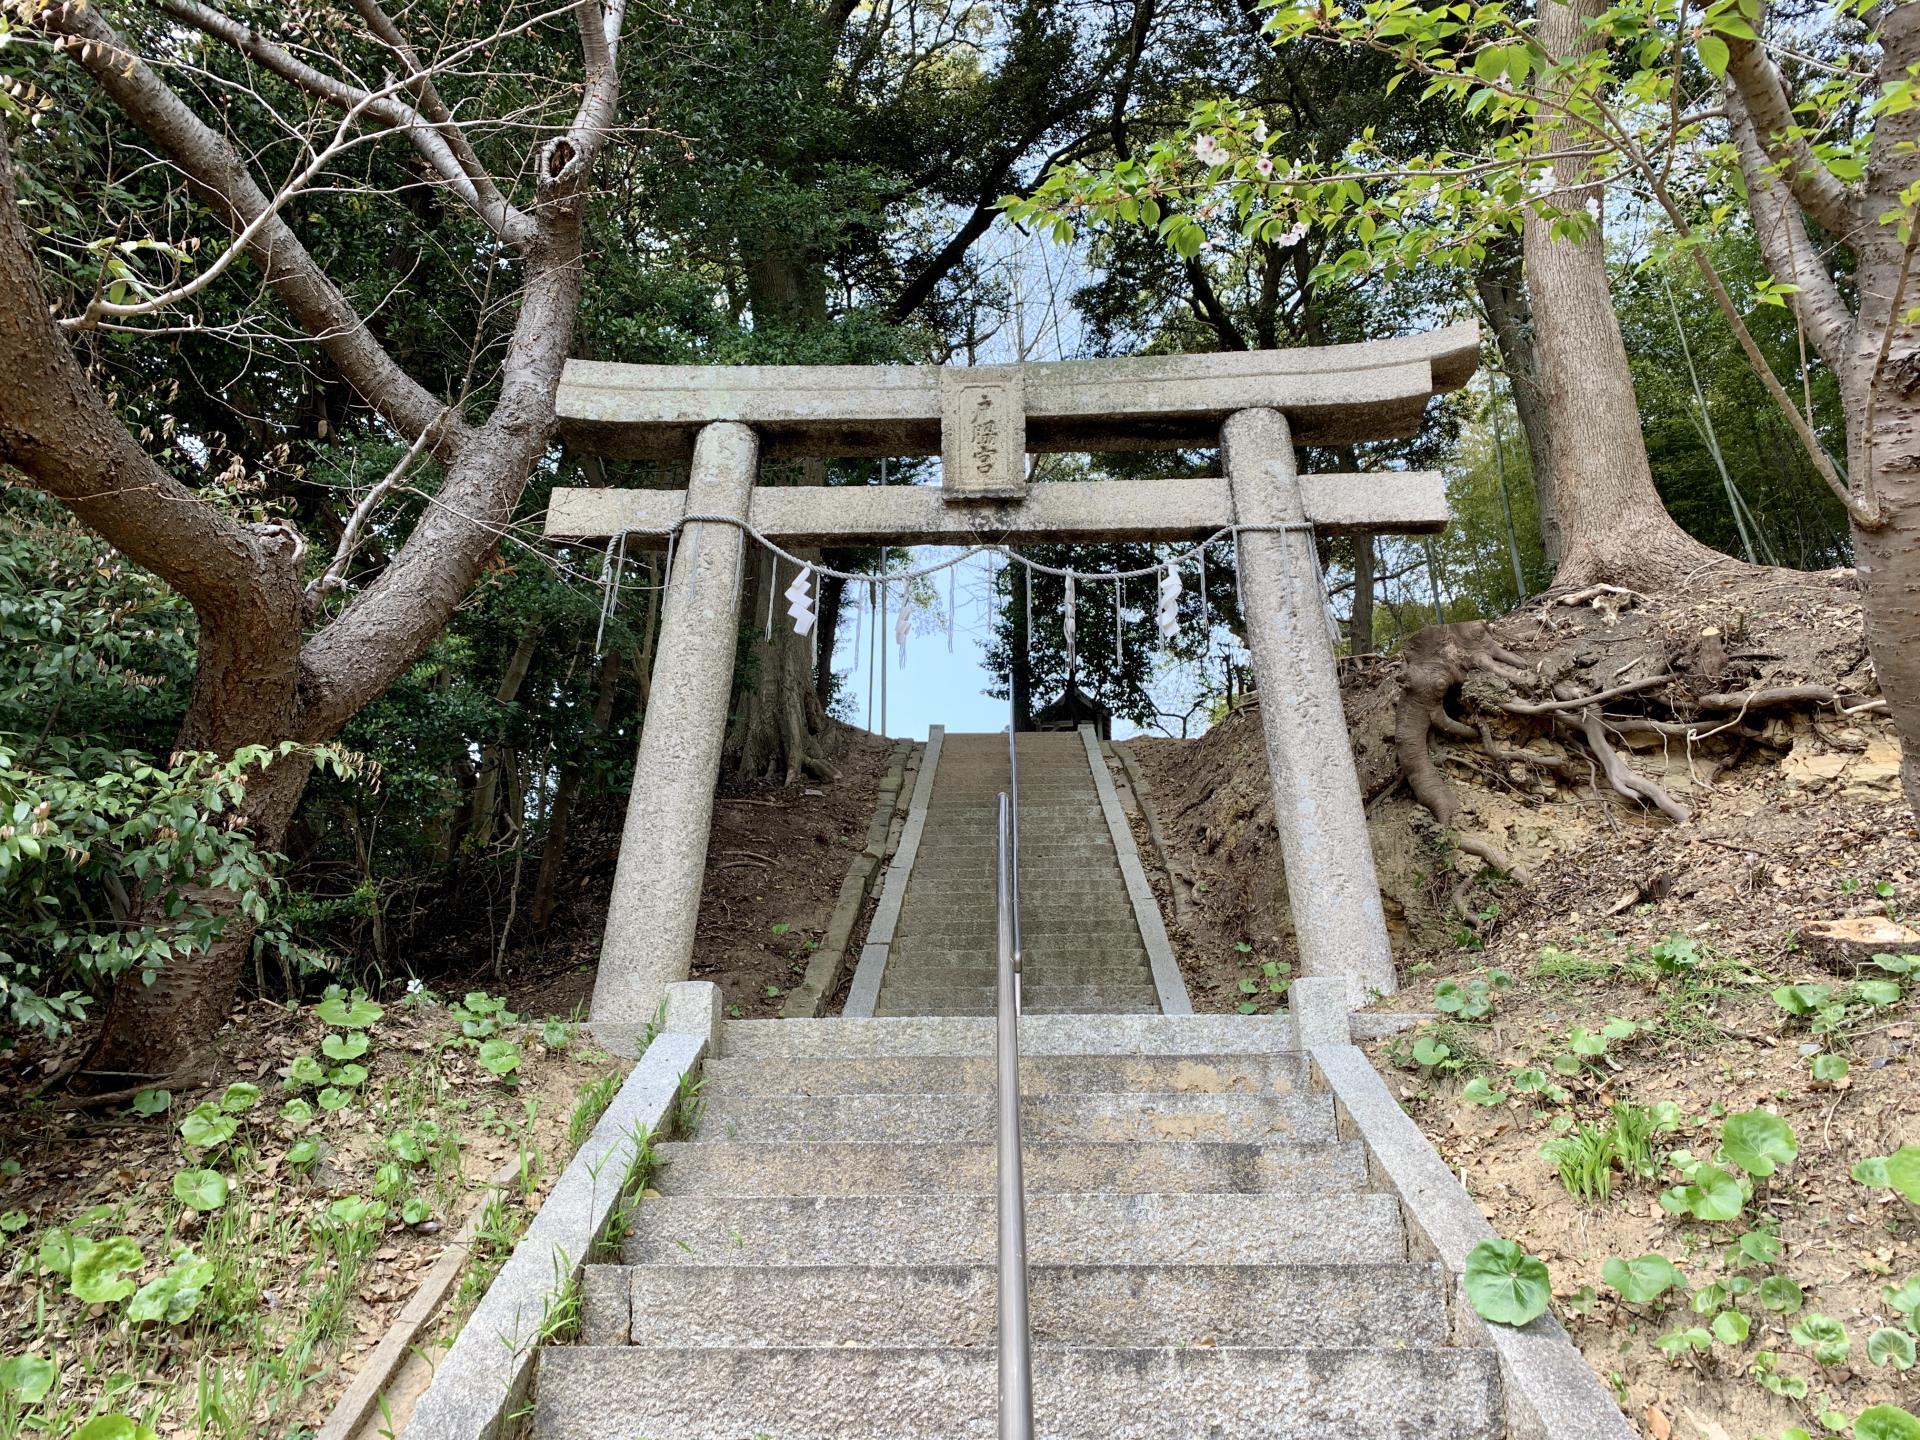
[
  {"x1": 695, "y1": 1053, "x2": 1314, "y2": 1096},
  {"x1": 876, "y1": 985, "x2": 1159, "y2": 1014},
  {"x1": 722, "y1": 1014, "x2": 1302, "y2": 1057},
  {"x1": 880, "y1": 966, "x2": 1150, "y2": 994},
  {"x1": 621, "y1": 1191, "x2": 1403, "y2": 1267},
  {"x1": 581, "y1": 1260, "x2": 1450, "y2": 1348},
  {"x1": 648, "y1": 1137, "x2": 1366, "y2": 1195},
  {"x1": 694, "y1": 1090, "x2": 1334, "y2": 1144},
  {"x1": 533, "y1": 1345, "x2": 1501, "y2": 1439},
  {"x1": 884, "y1": 943, "x2": 1148, "y2": 964},
  {"x1": 903, "y1": 923, "x2": 1139, "y2": 946}
]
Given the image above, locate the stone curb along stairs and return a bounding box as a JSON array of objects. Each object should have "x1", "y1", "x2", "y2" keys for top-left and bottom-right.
[{"x1": 399, "y1": 981, "x2": 1635, "y2": 1440}]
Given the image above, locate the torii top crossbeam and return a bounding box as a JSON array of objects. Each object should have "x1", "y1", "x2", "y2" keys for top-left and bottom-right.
[
  {"x1": 545, "y1": 321, "x2": 1478, "y2": 547},
  {"x1": 559, "y1": 325, "x2": 1478, "y2": 1037},
  {"x1": 555, "y1": 321, "x2": 1478, "y2": 461}
]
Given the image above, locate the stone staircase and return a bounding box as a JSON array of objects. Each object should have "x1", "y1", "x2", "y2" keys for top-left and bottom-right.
[
  {"x1": 866, "y1": 731, "x2": 1169, "y2": 1017},
  {"x1": 534, "y1": 1013, "x2": 1509, "y2": 1439}
]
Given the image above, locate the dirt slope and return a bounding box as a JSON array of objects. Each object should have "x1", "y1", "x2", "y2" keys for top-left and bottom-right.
[{"x1": 1128, "y1": 572, "x2": 1918, "y2": 1439}]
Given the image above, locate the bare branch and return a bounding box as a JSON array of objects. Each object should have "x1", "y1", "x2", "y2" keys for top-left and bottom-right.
[
  {"x1": 1723, "y1": 33, "x2": 1861, "y2": 240},
  {"x1": 347, "y1": 0, "x2": 525, "y2": 228},
  {"x1": 38, "y1": 2, "x2": 459, "y2": 446},
  {"x1": 152, "y1": 0, "x2": 537, "y2": 248},
  {"x1": 1724, "y1": 80, "x2": 1857, "y2": 378},
  {"x1": 0, "y1": 127, "x2": 298, "y2": 629}
]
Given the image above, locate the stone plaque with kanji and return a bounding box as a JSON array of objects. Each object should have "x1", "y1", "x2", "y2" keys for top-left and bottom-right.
[{"x1": 939, "y1": 367, "x2": 1026, "y2": 500}]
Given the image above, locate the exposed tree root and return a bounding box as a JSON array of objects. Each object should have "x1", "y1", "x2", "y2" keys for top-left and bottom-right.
[{"x1": 1388, "y1": 581, "x2": 1880, "y2": 920}]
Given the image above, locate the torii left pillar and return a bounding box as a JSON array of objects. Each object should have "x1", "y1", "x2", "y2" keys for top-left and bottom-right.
[{"x1": 591, "y1": 421, "x2": 757, "y2": 1034}]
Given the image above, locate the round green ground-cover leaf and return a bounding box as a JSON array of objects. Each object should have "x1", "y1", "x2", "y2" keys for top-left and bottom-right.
[
  {"x1": 1602, "y1": 1253, "x2": 1683, "y2": 1304},
  {"x1": 1712, "y1": 1310, "x2": 1750, "y2": 1344},
  {"x1": 478, "y1": 1038, "x2": 521, "y2": 1076},
  {"x1": 218, "y1": 1083, "x2": 260, "y2": 1113},
  {"x1": 283, "y1": 1054, "x2": 325, "y2": 1088},
  {"x1": 171, "y1": 1168, "x2": 227, "y2": 1213},
  {"x1": 0, "y1": 1353, "x2": 56, "y2": 1403},
  {"x1": 1856, "y1": 1405, "x2": 1920, "y2": 1440},
  {"x1": 1722, "y1": 1110, "x2": 1798, "y2": 1178},
  {"x1": 68, "y1": 1236, "x2": 144, "y2": 1304},
  {"x1": 130, "y1": 1089, "x2": 171, "y2": 1117},
  {"x1": 178, "y1": 1104, "x2": 236, "y2": 1151},
  {"x1": 322, "y1": 1031, "x2": 369, "y2": 1061},
  {"x1": 314, "y1": 995, "x2": 383, "y2": 1028},
  {"x1": 1685, "y1": 1165, "x2": 1746, "y2": 1221},
  {"x1": 1758, "y1": 1274, "x2": 1805, "y2": 1313},
  {"x1": 1886, "y1": 1146, "x2": 1920, "y2": 1205},
  {"x1": 126, "y1": 1254, "x2": 213, "y2": 1326},
  {"x1": 1855, "y1": 1156, "x2": 1892, "y2": 1187},
  {"x1": 1463, "y1": 1238, "x2": 1551, "y2": 1327},
  {"x1": 1868, "y1": 1327, "x2": 1916, "y2": 1370},
  {"x1": 1790, "y1": 1313, "x2": 1850, "y2": 1366}
]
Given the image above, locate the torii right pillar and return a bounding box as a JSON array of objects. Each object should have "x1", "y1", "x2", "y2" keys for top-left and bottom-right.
[{"x1": 1222, "y1": 408, "x2": 1397, "y2": 1003}]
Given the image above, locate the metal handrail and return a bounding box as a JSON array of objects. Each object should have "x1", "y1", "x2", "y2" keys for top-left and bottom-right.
[{"x1": 995, "y1": 726, "x2": 1033, "y2": 1438}]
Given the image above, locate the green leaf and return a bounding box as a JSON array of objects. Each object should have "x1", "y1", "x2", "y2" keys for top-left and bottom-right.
[
  {"x1": 283, "y1": 1054, "x2": 325, "y2": 1088},
  {"x1": 1773, "y1": 983, "x2": 1833, "y2": 1016},
  {"x1": 68, "y1": 1235, "x2": 144, "y2": 1304},
  {"x1": 1723, "y1": 1110, "x2": 1798, "y2": 1178},
  {"x1": 218, "y1": 1082, "x2": 260, "y2": 1113},
  {"x1": 1688, "y1": 1165, "x2": 1746, "y2": 1221},
  {"x1": 1712, "y1": 1309, "x2": 1751, "y2": 1344},
  {"x1": 1462, "y1": 1238, "x2": 1552, "y2": 1327},
  {"x1": 1758, "y1": 1274, "x2": 1805, "y2": 1314},
  {"x1": 38, "y1": 1230, "x2": 77, "y2": 1276},
  {"x1": 1886, "y1": 1145, "x2": 1920, "y2": 1205},
  {"x1": 1855, "y1": 1406, "x2": 1920, "y2": 1440},
  {"x1": 125, "y1": 1253, "x2": 213, "y2": 1325},
  {"x1": 178, "y1": 1103, "x2": 236, "y2": 1151},
  {"x1": 314, "y1": 994, "x2": 383, "y2": 1028},
  {"x1": 1790, "y1": 1312, "x2": 1850, "y2": 1365},
  {"x1": 130, "y1": 1089, "x2": 171, "y2": 1117},
  {"x1": 322, "y1": 1031, "x2": 369, "y2": 1061},
  {"x1": 286, "y1": 1139, "x2": 319, "y2": 1166},
  {"x1": 328, "y1": 1063, "x2": 369, "y2": 1089},
  {"x1": 72, "y1": 1418, "x2": 160, "y2": 1440},
  {"x1": 170, "y1": 1168, "x2": 227, "y2": 1213},
  {"x1": 1461, "y1": 1077, "x2": 1506, "y2": 1107},
  {"x1": 389, "y1": 1128, "x2": 426, "y2": 1165},
  {"x1": 1602, "y1": 1252, "x2": 1683, "y2": 1304},
  {"x1": 316, "y1": 1087, "x2": 351, "y2": 1112},
  {"x1": 0, "y1": 1354, "x2": 56, "y2": 1403},
  {"x1": 477, "y1": 1038, "x2": 522, "y2": 1077},
  {"x1": 1868, "y1": 1327, "x2": 1916, "y2": 1370},
  {"x1": 1810, "y1": 1054, "x2": 1849, "y2": 1082},
  {"x1": 1854, "y1": 1156, "x2": 1892, "y2": 1187},
  {"x1": 1697, "y1": 32, "x2": 1730, "y2": 76},
  {"x1": 402, "y1": 1198, "x2": 431, "y2": 1225},
  {"x1": 1853, "y1": 978, "x2": 1903, "y2": 1007}
]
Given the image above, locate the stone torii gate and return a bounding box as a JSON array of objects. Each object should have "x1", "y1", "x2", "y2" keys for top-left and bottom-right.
[{"x1": 545, "y1": 322, "x2": 1479, "y2": 1029}]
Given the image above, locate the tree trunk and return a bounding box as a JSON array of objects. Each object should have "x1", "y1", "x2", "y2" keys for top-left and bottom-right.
[
  {"x1": 1010, "y1": 580, "x2": 1033, "y2": 730},
  {"x1": 1475, "y1": 253, "x2": 1562, "y2": 567},
  {"x1": 1350, "y1": 535, "x2": 1375, "y2": 654},
  {"x1": 531, "y1": 648, "x2": 624, "y2": 931},
  {"x1": 468, "y1": 628, "x2": 541, "y2": 850},
  {"x1": 1524, "y1": 0, "x2": 1731, "y2": 588},
  {"x1": 728, "y1": 543, "x2": 831, "y2": 782},
  {"x1": 814, "y1": 572, "x2": 846, "y2": 711},
  {"x1": 1843, "y1": 3, "x2": 1920, "y2": 814}
]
